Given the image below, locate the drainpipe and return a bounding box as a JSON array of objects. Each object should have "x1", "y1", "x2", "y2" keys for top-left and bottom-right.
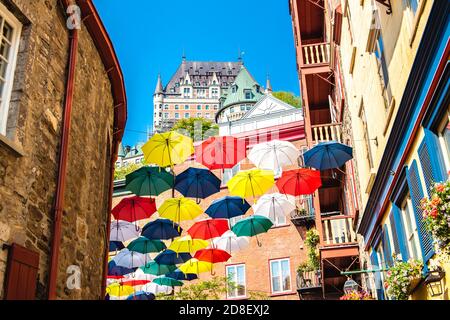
[{"x1": 48, "y1": 26, "x2": 79, "y2": 300}]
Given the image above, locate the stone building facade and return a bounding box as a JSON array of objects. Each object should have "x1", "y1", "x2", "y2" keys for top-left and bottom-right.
[{"x1": 0, "y1": 0, "x2": 126, "y2": 300}]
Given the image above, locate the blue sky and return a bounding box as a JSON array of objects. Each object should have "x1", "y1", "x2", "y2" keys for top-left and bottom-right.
[{"x1": 93, "y1": 0, "x2": 300, "y2": 146}]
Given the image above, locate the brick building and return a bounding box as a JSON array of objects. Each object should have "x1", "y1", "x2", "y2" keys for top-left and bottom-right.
[{"x1": 0, "y1": 0, "x2": 126, "y2": 300}]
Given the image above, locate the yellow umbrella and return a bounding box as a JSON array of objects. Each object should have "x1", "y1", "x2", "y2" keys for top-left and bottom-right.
[
  {"x1": 169, "y1": 235, "x2": 209, "y2": 254},
  {"x1": 142, "y1": 131, "x2": 194, "y2": 168},
  {"x1": 106, "y1": 283, "x2": 134, "y2": 297},
  {"x1": 158, "y1": 197, "x2": 203, "y2": 226},
  {"x1": 227, "y1": 168, "x2": 275, "y2": 199},
  {"x1": 179, "y1": 258, "x2": 213, "y2": 275}
]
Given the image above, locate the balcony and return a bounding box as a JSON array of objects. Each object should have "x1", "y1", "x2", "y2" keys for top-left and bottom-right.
[
  {"x1": 311, "y1": 123, "x2": 342, "y2": 144},
  {"x1": 302, "y1": 42, "x2": 330, "y2": 66},
  {"x1": 297, "y1": 270, "x2": 322, "y2": 297},
  {"x1": 290, "y1": 195, "x2": 315, "y2": 227},
  {"x1": 321, "y1": 215, "x2": 357, "y2": 246}
]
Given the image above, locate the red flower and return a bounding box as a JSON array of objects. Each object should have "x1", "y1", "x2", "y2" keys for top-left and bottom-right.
[
  {"x1": 435, "y1": 184, "x2": 445, "y2": 193},
  {"x1": 384, "y1": 282, "x2": 389, "y2": 289},
  {"x1": 430, "y1": 208, "x2": 438, "y2": 219}
]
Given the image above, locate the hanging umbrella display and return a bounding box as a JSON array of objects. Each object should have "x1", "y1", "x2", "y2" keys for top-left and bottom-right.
[
  {"x1": 153, "y1": 277, "x2": 184, "y2": 287},
  {"x1": 126, "y1": 291, "x2": 156, "y2": 301},
  {"x1": 142, "y1": 282, "x2": 173, "y2": 295},
  {"x1": 154, "y1": 250, "x2": 192, "y2": 265},
  {"x1": 276, "y1": 168, "x2": 322, "y2": 196},
  {"x1": 141, "y1": 219, "x2": 182, "y2": 240},
  {"x1": 168, "y1": 235, "x2": 209, "y2": 254},
  {"x1": 112, "y1": 196, "x2": 157, "y2": 223},
  {"x1": 248, "y1": 140, "x2": 299, "y2": 172},
  {"x1": 106, "y1": 283, "x2": 134, "y2": 298},
  {"x1": 231, "y1": 215, "x2": 273, "y2": 246},
  {"x1": 194, "y1": 249, "x2": 231, "y2": 264},
  {"x1": 158, "y1": 197, "x2": 203, "y2": 227},
  {"x1": 227, "y1": 168, "x2": 275, "y2": 199},
  {"x1": 113, "y1": 249, "x2": 147, "y2": 269},
  {"x1": 205, "y1": 196, "x2": 250, "y2": 219},
  {"x1": 195, "y1": 136, "x2": 246, "y2": 170},
  {"x1": 187, "y1": 219, "x2": 229, "y2": 240},
  {"x1": 108, "y1": 260, "x2": 136, "y2": 277},
  {"x1": 212, "y1": 230, "x2": 250, "y2": 254},
  {"x1": 140, "y1": 261, "x2": 177, "y2": 276},
  {"x1": 174, "y1": 167, "x2": 221, "y2": 201},
  {"x1": 127, "y1": 237, "x2": 166, "y2": 254},
  {"x1": 303, "y1": 141, "x2": 353, "y2": 171},
  {"x1": 125, "y1": 166, "x2": 174, "y2": 197},
  {"x1": 165, "y1": 269, "x2": 198, "y2": 281},
  {"x1": 109, "y1": 241, "x2": 125, "y2": 252},
  {"x1": 119, "y1": 279, "x2": 151, "y2": 287},
  {"x1": 142, "y1": 131, "x2": 194, "y2": 168},
  {"x1": 252, "y1": 193, "x2": 296, "y2": 222},
  {"x1": 124, "y1": 268, "x2": 157, "y2": 282},
  {"x1": 179, "y1": 258, "x2": 213, "y2": 275},
  {"x1": 109, "y1": 220, "x2": 140, "y2": 242}
]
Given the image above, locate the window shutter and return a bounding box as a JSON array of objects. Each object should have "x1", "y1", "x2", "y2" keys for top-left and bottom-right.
[
  {"x1": 419, "y1": 129, "x2": 447, "y2": 195},
  {"x1": 388, "y1": 212, "x2": 400, "y2": 257},
  {"x1": 406, "y1": 161, "x2": 435, "y2": 262},
  {"x1": 391, "y1": 205, "x2": 409, "y2": 261},
  {"x1": 370, "y1": 251, "x2": 384, "y2": 300},
  {"x1": 381, "y1": 227, "x2": 393, "y2": 267},
  {"x1": 4, "y1": 243, "x2": 40, "y2": 300}
]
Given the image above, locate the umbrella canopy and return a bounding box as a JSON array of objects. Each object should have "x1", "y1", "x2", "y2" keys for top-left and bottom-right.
[
  {"x1": 142, "y1": 131, "x2": 194, "y2": 168},
  {"x1": 106, "y1": 283, "x2": 134, "y2": 297},
  {"x1": 141, "y1": 219, "x2": 182, "y2": 240},
  {"x1": 142, "y1": 282, "x2": 173, "y2": 295},
  {"x1": 166, "y1": 269, "x2": 198, "y2": 281},
  {"x1": 212, "y1": 230, "x2": 250, "y2": 254},
  {"x1": 179, "y1": 259, "x2": 213, "y2": 275},
  {"x1": 231, "y1": 215, "x2": 273, "y2": 246},
  {"x1": 109, "y1": 220, "x2": 140, "y2": 242},
  {"x1": 140, "y1": 261, "x2": 177, "y2": 276},
  {"x1": 158, "y1": 197, "x2": 203, "y2": 226},
  {"x1": 126, "y1": 291, "x2": 156, "y2": 300},
  {"x1": 127, "y1": 237, "x2": 166, "y2": 254},
  {"x1": 276, "y1": 168, "x2": 322, "y2": 196},
  {"x1": 252, "y1": 193, "x2": 296, "y2": 222},
  {"x1": 111, "y1": 196, "x2": 157, "y2": 222},
  {"x1": 187, "y1": 219, "x2": 230, "y2": 240},
  {"x1": 303, "y1": 141, "x2": 353, "y2": 170},
  {"x1": 248, "y1": 140, "x2": 299, "y2": 172},
  {"x1": 227, "y1": 169, "x2": 275, "y2": 199},
  {"x1": 175, "y1": 167, "x2": 221, "y2": 200},
  {"x1": 153, "y1": 277, "x2": 184, "y2": 287},
  {"x1": 109, "y1": 241, "x2": 125, "y2": 252},
  {"x1": 168, "y1": 235, "x2": 209, "y2": 254},
  {"x1": 113, "y1": 249, "x2": 147, "y2": 269},
  {"x1": 108, "y1": 261, "x2": 136, "y2": 277},
  {"x1": 119, "y1": 279, "x2": 151, "y2": 287},
  {"x1": 124, "y1": 268, "x2": 157, "y2": 282},
  {"x1": 195, "y1": 136, "x2": 246, "y2": 170},
  {"x1": 205, "y1": 196, "x2": 250, "y2": 219},
  {"x1": 154, "y1": 250, "x2": 192, "y2": 265},
  {"x1": 125, "y1": 166, "x2": 174, "y2": 197},
  {"x1": 194, "y1": 249, "x2": 231, "y2": 264}
]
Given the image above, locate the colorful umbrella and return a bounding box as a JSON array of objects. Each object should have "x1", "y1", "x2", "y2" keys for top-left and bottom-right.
[
  {"x1": 276, "y1": 168, "x2": 322, "y2": 196},
  {"x1": 187, "y1": 219, "x2": 229, "y2": 240},
  {"x1": 126, "y1": 291, "x2": 156, "y2": 300},
  {"x1": 227, "y1": 168, "x2": 275, "y2": 199},
  {"x1": 108, "y1": 261, "x2": 136, "y2": 277},
  {"x1": 142, "y1": 282, "x2": 173, "y2": 295},
  {"x1": 120, "y1": 279, "x2": 151, "y2": 287},
  {"x1": 158, "y1": 197, "x2": 203, "y2": 227},
  {"x1": 179, "y1": 258, "x2": 213, "y2": 275},
  {"x1": 195, "y1": 136, "x2": 246, "y2": 170},
  {"x1": 154, "y1": 250, "x2": 192, "y2": 265},
  {"x1": 212, "y1": 230, "x2": 250, "y2": 254},
  {"x1": 205, "y1": 196, "x2": 251, "y2": 219},
  {"x1": 153, "y1": 277, "x2": 184, "y2": 287},
  {"x1": 124, "y1": 268, "x2": 157, "y2": 282},
  {"x1": 252, "y1": 193, "x2": 296, "y2": 222},
  {"x1": 174, "y1": 167, "x2": 221, "y2": 201},
  {"x1": 141, "y1": 219, "x2": 182, "y2": 240},
  {"x1": 125, "y1": 166, "x2": 174, "y2": 197},
  {"x1": 140, "y1": 261, "x2": 177, "y2": 276},
  {"x1": 127, "y1": 237, "x2": 166, "y2": 254},
  {"x1": 248, "y1": 140, "x2": 299, "y2": 172},
  {"x1": 109, "y1": 220, "x2": 140, "y2": 242},
  {"x1": 166, "y1": 269, "x2": 198, "y2": 281},
  {"x1": 113, "y1": 249, "x2": 147, "y2": 269},
  {"x1": 194, "y1": 249, "x2": 231, "y2": 264},
  {"x1": 109, "y1": 241, "x2": 125, "y2": 252},
  {"x1": 168, "y1": 235, "x2": 209, "y2": 254},
  {"x1": 303, "y1": 141, "x2": 353, "y2": 170},
  {"x1": 111, "y1": 196, "x2": 157, "y2": 223},
  {"x1": 231, "y1": 215, "x2": 273, "y2": 246},
  {"x1": 106, "y1": 283, "x2": 134, "y2": 297},
  {"x1": 142, "y1": 131, "x2": 194, "y2": 168}
]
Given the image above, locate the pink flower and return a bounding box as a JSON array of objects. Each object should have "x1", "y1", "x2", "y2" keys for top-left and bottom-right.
[{"x1": 435, "y1": 184, "x2": 445, "y2": 193}]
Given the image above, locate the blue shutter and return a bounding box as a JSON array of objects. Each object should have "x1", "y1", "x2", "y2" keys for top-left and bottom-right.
[
  {"x1": 419, "y1": 129, "x2": 446, "y2": 195},
  {"x1": 370, "y1": 251, "x2": 385, "y2": 300},
  {"x1": 391, "y1": 205, "x2": 409, "y2": 261},
  {"x1": 388, "y1": 212, "x2": 401, "y2": 257},
  {"x1": 406, "y1": 161, "x2": 435, "y2": 262},
  {"x1": 382, "y1": 226, "x2": 393, "y2": 267}
]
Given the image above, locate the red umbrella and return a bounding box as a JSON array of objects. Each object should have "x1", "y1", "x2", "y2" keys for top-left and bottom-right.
[
  {"x1": 187, "y1": 219, "x2": 229, "y2": 240},
  {"x1": 112, "y1": 196, "x2": 157, "y2": 222},
  {"x1": 194, "y1": 249, "x2": 231, "y2": 264},
  {"x1": 276, "y1": 168, "x2": 322, "y2": 196},
  {"x1": 107, "y1": 275, "x2": 124, "y2": 280},
  {"x1": 195, "y1": 136, "x2": 246, "y2": 170},
  {"x1": 120, "y1": 279, "x2": 151, "y2": 287}
]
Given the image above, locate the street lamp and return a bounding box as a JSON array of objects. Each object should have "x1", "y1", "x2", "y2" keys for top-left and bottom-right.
[
  {"x1": 343, "y1": 278, "x2": 359, "y2": 294},
  {"x1": 424, "y1": 266, "x2": 445, "y2": 297}
]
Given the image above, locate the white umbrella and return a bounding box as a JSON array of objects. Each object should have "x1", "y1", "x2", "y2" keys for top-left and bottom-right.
[
  {"x1": 248, "y1": 140, "x2": 299, "y2": 173},
  {"x1": 142, "y1": 282, "x2": 173, "y2": 295},
  {"x1": 124, "y1": 268, "x2": 157, "y2": 282},
  {"x1": 212, "y1": 230, "x2": 250, "y2": 254},
  {"x1": 113, "y1": 249, "x2": 147, "y2": 269},
  {"x1": 252, "y1": 193, "x2": 296, "y2": 222},
  {"x1": 110, "y1": 220, "x2": 140, "y2": 242}
]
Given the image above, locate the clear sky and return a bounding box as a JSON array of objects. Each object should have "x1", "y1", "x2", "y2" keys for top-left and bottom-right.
[{"x1": 93, "y1": 0, "x2": 300, "y2": 146}]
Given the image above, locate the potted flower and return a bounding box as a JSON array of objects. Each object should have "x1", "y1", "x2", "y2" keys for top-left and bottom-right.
[
  {"x1": 384, "y1": 258, "x2": 423, "y2": 300},
  {"x1": 340, "y1": 290, "x2": 374, "y2": 300}
]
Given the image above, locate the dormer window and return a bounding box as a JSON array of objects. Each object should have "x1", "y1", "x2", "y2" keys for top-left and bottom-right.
[
  {"x1": 244, "y1": 90, "x2": 252, "y2": 100},
  {"x1": 231, "y1": 85, "x2": 237, "y2": 93}
]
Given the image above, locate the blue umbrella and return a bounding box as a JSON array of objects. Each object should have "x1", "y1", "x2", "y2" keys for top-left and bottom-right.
[
  {"x1": 155, "y1": 249, "x2": 192, "y2": 265},
  {"x1": 303, "y1": 141, "x2": 353, "y2": 170},
  {"x1": 108, "y1": 260, "x2": 136, "y2": 276},
  {"x1": 126, "y1": 291, "x2": 156, "y2": 301},
  {"x1": 141, "y1": 219, "x2": 182, "y2": 240},
  {"x1": 166, "y1": 269, "x2": 198, "y2": 281},
  {"x1": 175, "y1": 167, "x2": 221, "y2": 201},
  {"x1": 205, "y1": 196, "x2": 250, "y2": 219},
  {"x1": 109, "y1": 241, "x2": 125, "y2": 252}
]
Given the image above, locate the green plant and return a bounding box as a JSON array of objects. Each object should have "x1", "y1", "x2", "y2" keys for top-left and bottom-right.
[
  {"x1": 298, "y1": 229, "x2": 320, "y2": 273},
  {"x1": 272, "y1": 91, "x2": 302, "y2": 109},
  {"x1": 114, "y1": 161, "x2": 144, "y2": 181},
  {"x1": 384, "y1": 258, "x2": 423, "y2": 300},
  {"x1": 172, "y1": 117, "x2": 219, "y2": 142}
]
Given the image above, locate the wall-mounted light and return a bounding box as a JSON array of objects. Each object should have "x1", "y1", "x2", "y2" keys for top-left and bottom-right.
[
  {"x1": 343, "y1": 278, "x2": 359, "y2": 294},
  {"x1": 424, "y1": 267, "x2": 445, "y2": 297}
]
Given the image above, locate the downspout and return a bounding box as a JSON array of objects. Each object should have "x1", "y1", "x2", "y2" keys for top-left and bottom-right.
[{"x1": 48, "y1": 26, "x2": 79, "y2": 300}]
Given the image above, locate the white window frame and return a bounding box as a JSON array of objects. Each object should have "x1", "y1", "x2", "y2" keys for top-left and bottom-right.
[
  {"x1": 401, "y1": 196, "x2": 421, "y2": 261},
  {"x1": 269, "y1": 258, "x2": 292, "y2": 294},
  {"x1": 226, "y1": 264, "x2": 246, "y2": 299},
  {"x1": 0, "y1": 2, "x2": 22, "y2": 136},
  {"x1": 437, "y1": 112, "x2": 450, "y2": 171}
]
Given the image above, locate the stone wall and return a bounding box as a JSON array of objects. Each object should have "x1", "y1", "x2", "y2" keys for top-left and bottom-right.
[{"x1": 0, "y1": 0, "x2": 115, "y2": 300}]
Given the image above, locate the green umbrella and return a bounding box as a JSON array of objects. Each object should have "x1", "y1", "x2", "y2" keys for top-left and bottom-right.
[
  {"x1": 127, "y1": 237, "x2": 166, "y2": 254},
  {"x1": 140, "y1": 262, "x2": 177, "y2": 276},
  {"x1": 126, "y1": 166, "x2": 174, "y2": 197},
  {"x1": 231, "y1": 215, "x2": 273, "y2": 247},
  {"x1": 153, "y1": 277, "x2": 184, "y2": 287}
]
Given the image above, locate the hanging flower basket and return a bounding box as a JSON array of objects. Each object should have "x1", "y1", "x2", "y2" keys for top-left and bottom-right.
[{"x1": 384, "y1": 259, "x2": 423, "y2": 300}]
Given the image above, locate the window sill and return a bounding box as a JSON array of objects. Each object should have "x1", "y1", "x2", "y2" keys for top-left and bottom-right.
[
  {"x1": 0, "y1": 134, "x2": 25, "y2": 157},
  {"x1": 271, "y1": 223, "x2": 290, "y2": 230},
  {"x1": 409, "y1": 0, "x2": 427, "y2": 47},
  {"x1": 269, "y1": 291, "x2": 297, "y2": 298}
]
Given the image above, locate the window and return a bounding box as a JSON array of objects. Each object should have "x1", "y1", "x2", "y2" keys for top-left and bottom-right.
[
  {"x1": 244, "y1": 90, "x2": 252, "y2": 100},
  {"x1": 175, "y1": 105, "x2": 179, "y2": 110},
  {"x1": 184, "y1": 105, "x2": 189, "y2": 110},
  {"x1": 0, "y1": 4, "x2": 22, "y2": 136},
  {"x1": 270, "y1": 258, "x2": 291, "y2": 294},
  {"x1": 374, "y1": 33, "x2": 393, "y2": 108},
  {"x1": 406, "y1": 0, "x2": 419, "y2": 15},
  {"x1": 226, "y1": 264, "x2": 246, "y2": 299},
  {"x1": 205, "y1": 105, "x2": 210, "y2": 110},
  {"x1": 439, "y1": 118, "x2": 450, "y2": 170},
  {"x1": 231, "y1": 85, "x2": 237, "y2": 93},
  {"x1": 214, "y1": 105, "x2": 218, "y2": 110},
  {"x1": 175, "y1": 113, "x2": 179, "y2": 119},
  {"x1": 164, "y1": 113, "x2": 169, "y2": 119},
  {"x1": 205, "y1": 113, "x2": 210, "y2": 118},
  {"x1": 196, "y1": 113, "x2": 201, "y2": 117},
  {"x1": 401, "y1": 196, "x2": 421, "y2": 260},
  {"x1": 359, "y1": 101, "x2": 374, "y2": 169},
  {"x1": 230, "y1": 107, "x2": 235, "y2": 113},
  {"x1": 164, "y1": 104, "x2": 169, "y2": 110},
  {"x1": 240, "y1": 105, "x2": 245, "y2": 112},
  {"x1": 183, "y1": 87, "x2": 190, "y2": 97},
  {"x1": 184, "y1": 113, "x2": 189, "y2": 119},
  {"x1": 197, "y1": 105, "x2": 201, "y2": 110},
  {"x1": 211, "y1": 87, "x2": 219, "y2": 98}
]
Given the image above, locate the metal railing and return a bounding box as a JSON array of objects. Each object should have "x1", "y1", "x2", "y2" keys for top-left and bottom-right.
[
  {"x1": 290, "y1": 195, "x2": 315, "y2": 225},
  {"x1": 302, "y1": 42, "x2": 330, "y2": 65},
  {"x1": 297, "y1": 270, "x2": 322, "y2": 290}
]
